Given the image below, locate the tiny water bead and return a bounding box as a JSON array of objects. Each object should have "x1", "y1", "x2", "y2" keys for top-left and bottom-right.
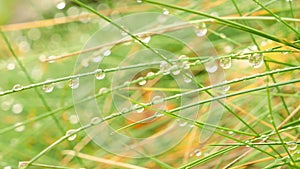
[
  {"x1": 90, "y1": 117, "x2": 101, "y2": 125},
  {"x1": 66, "y1": 129, "x2": 77, "y2": 141},
  {"x1": 14, "y1": 123, "x2": 25, "y2": 132},
  {"x1": 194, "y1": 149, "x2": 202, "y2": 157},
  {"x1": 4, "y1": 166, "x2": 12, "y2": 169},
  {"x1": 136, "y1": 0, "x2": 143, "y2": 3},
  {"x1": 95, "y1": 69, "x2": 106, "y2": 80},
  {"x1": 7, "y1": 63, "x2": 15, "y2": 70},
  {"x1": 155, "y1": 112, "x2": 165, "y2": 117},
  {"x1": 183, "y1": 76, "x2": 192, "y2": 83},
  {"x1": 138, "y1": 77, "x2": 147, "y2": 86},
  {"x1": 133, "y1": 104, "x2": 145, "y2": 113},
  {"x1": 68, "y1": 78, "x2": 80, "y2": 89},
  {"x1": 195, "y1": 23, "x2": 207, "y2": 37},
  {"x1": 98, "y1": 87, "x2": 108, "y2": 94},
  {"x1": 171, "y1": 65, "x2": 181, "y2": 75},
  {"x1": 12, "y1": 84, "x2": 23, "y2": 91},
  {"x1": 160, "y1": 61, "x2": 171, "y2": 74},
  {"x1": 12, "y1": 103, "x2": 23, "y2": 114},
  {"x1": 248, "y1": 53, "x2": 264, "y2": 68},
  {"x1": 56, "y1": 1, "x2": 66, "y2": 10},
  {"x1": 177, "y1": 120, "x2": 187, "y2": 127},
  {"x1": 69, "y1": 114, "x2": 79, "y2": 124},
  {"x1": 103, "y1": 49, "x2": 111, "y2": 57},
  {"x1": 141, "y1": 35, "x2": 151, "y2": 44},
  {"x1": 152, "y1": 95, "x2": 164, "y2": 104},
  {"x1": 219, "y1": 57, "x2": 232, "y2": 69},
  {"x1": 42, "y1": 83, "x2": 54, "y2": 93},
  {"x1": 205, "y1": 63, "x2": 218, "y2": 73},
  {"x1": 163, "y1": 8, "x2": 169, "y2": 15},
  {"x1": 287, "y1": 142, "x2": 298, "y2": 151}
]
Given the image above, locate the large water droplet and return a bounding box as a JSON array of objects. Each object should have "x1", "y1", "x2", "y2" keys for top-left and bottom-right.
[
  {"x1": 66, "y1": 129, "x2": 77, "y2": 141},
  {"x1": 220, "y1": 57, "x2": 232, "y2": 69},
  {"x1": 68, "y1": 78, "x2": 80, "y2": 89},
  {"x1": 133, "y1": 104, "x2": 144, "y2": 113},
  {"x1": 287, "y1": 142, "x2": 297, "y2": 151},
  {"x1": 12, "y1": 103, "x2": 23, "y2": 114},
  {"x1": 12, "y1": 84, "x2": 23, "y2": 91},
  {"x1": 248, "y1": 53, "x2": 264, "y2": 68},
  {"x1": 95, "y1": 69, "x2": 106, "y2": 80},
  {"x1": 42, "y1": 83, "x2": 54, "y2": 93}
]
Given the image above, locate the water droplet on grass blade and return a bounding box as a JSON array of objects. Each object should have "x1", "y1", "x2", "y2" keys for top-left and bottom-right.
[
  {"x1": 195, "y1": 23, "x2": 207, "y2": 37},
  {"x1": 287, "y1": 142, "x2": 297, "y2": 151},
  {"x1": 152, "y1": 96, "x2": 164, "y2": 104},
  {"x1": 12, "y1": 84, "x2": 23, "y2": 91},
  {"x1": 163, "y1": 8, "x2": 169, "y2": 15},
  {"x1": 68, "y1": 78, "x2": 79, "y2": 89},
  {"x1": 141, "y1": 35, "x2": 151, "y2": 44},
  {"x1": 133, "y1": 104, "x2": 145, "y2": 113},
  {"x1": 66, "y1": 129, "x2": 77, "y2": 141},
  {"x1": 56, "y1": 1, "x2": 66, "y2": 10},
  {"x1": 220, "y1": 57, "x2": 232, "y2": 69},
  {"x1": 91, "y1": 117, "x2": 101, "y2": 125},
  {"x1": 136, "y1": 0, "x2": 143, "y2": 3},
  {"x1": 12, "y1": 103, "x2": 23, "y2": 114},
  {"x1": 42, "y1": 83, "x2": 54, "y2": 93},
  {"x1": 98, "y1": 87, "x2": 108, "y2": 94},
  {"x1": 248, "y1": 53, "x2": 264, "y2": 68},
  {"x1": 194, "y1": 149, "x2": 202, "y2": 157},
  {"x1": 14, "y1": 123, "x2": 25, "y2": 132},
  {"x1": 95, "y1": 69, "x2": 105, "y2": 80}
]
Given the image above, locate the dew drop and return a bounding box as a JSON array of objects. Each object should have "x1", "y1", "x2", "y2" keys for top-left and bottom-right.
[
  {"x1": 95, "y1": 69, "x2": 106, "y2": 80},
  {"x1": 220, "y1": 57, "x2": 232, "y2": 69},
  {"x1": 183, "y1": 76, "x2": 192, "y2": 83},
  {"x1": 141, "y1": 35, "x2": 151, "y2": 44},
  {"x1": 69, "y1": 114, "x2": 79, "y2": 124},
  {"x1": 205, "y1": 63, "x2": 218, "y2": 73},
  {"x1": 56, "y1": 1, "x2": 66, "y2": 10},
  {"x1": 12, "y1": 84, "x2": 23, "y2": 91},
  {"x1": 91, "y1": 117, "x2": 101, "y2": 125},
  {"x1": 103, "y1": 49, "x2": 111, "y2": 57},
  {"x1": 195, "y1": 23, "x2": 207, "y2": 37},
  {"x1": 12, "y1": 103, "x2": 23, "y2": 114},
  {"x1": 68, "y1": 78, "x2": 80, "y2": 89},
  {"x1": 260, "y1": 135, "x2": 269, "y2": 142},
  {"x1": 177, "y1": 120, "x2": 187, "y2": 127},
  {"x1": 159, "y1": 61, "x2": 170, "y2": 75},
  {"x1": 194, "y1": 149, "x2": 202, "y2": 157},
  {"x1": 171, "y1": 65, "x2": 181, "y2": 75},
  {"x1": 228, "y1": 131, "x2": 234, "y2": 135},
  {"x1": 138, "y1": 78, "x2": 147, "y2": 86},
  {"x1": 136, "y1": 0, "x2": 143, "y2": 3},
  {"x1": 66, "y1": 129, "x2": 77, "y2": 141},
  {"x1": 155, "y1": 112, "x2": 164, "y2": 117},
  {"x1": 42, "y1": 83, "x2": 54, "y2": 93},
  {"x1": 7, "y1": 63, "x2": 15, "y2": 70},
  {"x1": 4, "y1": 166, "x2": 12, "y2": 169},
  {"x1": 98, "y1": 87, "x2": 108, "y2": 94},
  {"x1": 163, "y1": 8, "x2": 169, "y2": 15},
  {"x1": 133, "y1": 104, "x2": 144, "y2": 113},
  {"x1": 152, "y1": 95, "x2": 164, "y2": 104},
  {"x1": 287, "y1": 142, "x2": 297, "y2": 151},
  {"x1": 146, "y1": 72, "x2": 155, "y2": 79},
  {"x1": 248, "y1": 53, "x2": 264, "y2": 68},
  {"x1": 14, "y1": 123, "x2": 25, "y2": 132},
  {"x1": 220, "y1": 33, "x2": 226, "y2": 39}
]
